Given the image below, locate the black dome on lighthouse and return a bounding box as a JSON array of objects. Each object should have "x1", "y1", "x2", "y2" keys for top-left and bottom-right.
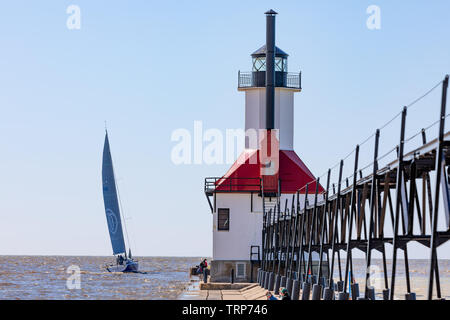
[{"x1": 251, "y1": 45, "x2": 289, "y2": 58}]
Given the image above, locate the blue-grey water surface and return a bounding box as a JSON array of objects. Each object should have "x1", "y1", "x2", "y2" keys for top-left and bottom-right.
[{"x1": 0, "y1": 256, "x2": 200, "y2": 300}]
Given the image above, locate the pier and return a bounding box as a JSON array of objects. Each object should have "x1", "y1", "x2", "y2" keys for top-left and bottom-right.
[
  {"x1": 179, "y1": 276, "x2": 269, "y2": 300},
  {"x1": 256, "y1": 75, "x2": 450, "y2": 300}
]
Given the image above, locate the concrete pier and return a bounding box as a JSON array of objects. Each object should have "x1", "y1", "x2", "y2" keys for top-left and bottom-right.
[
  {"x1": 179, "y1": 277, "x2": 271, "y2": 300},
  {"x1": 180, "y1": 270, "x2": 450, "y2": 300}
]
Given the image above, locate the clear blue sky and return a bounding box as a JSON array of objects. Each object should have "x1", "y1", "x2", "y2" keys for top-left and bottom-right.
[{"x1": 0, "y1": 1, "x2": 449, "y2": 258}]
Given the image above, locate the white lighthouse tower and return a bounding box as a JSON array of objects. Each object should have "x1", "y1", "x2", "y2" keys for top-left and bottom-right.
[{"x1": 205, "y1": 10, "x2": 322, "y2": 283}]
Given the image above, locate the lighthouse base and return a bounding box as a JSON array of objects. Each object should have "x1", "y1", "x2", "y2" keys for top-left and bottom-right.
[
  {"x1": 210, "y1": 259, "x2": 330, "y2": 284},
  {"x1": 210, "y1": 260, "x2": 259, "y2": 283}
]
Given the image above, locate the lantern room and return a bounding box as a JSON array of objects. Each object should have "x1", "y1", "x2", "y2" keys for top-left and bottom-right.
[{"x1": 251, "y1": 45, "x2": 288, "y2": 87}]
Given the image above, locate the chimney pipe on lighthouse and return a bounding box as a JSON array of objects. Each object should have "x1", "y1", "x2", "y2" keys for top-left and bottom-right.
[{"x1": 265, "y1": 9, "x2": 277, "y2": 130}]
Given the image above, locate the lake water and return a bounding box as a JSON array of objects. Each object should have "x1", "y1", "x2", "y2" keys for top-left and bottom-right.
[
  {"x1": 0, "y1": 256, "x2": 200, "y2": 300},
  {"x1": 0, "y1": 256, "x2": 448, "y2": 299}
]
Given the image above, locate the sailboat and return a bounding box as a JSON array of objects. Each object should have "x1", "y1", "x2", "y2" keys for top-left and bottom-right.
[{"x1": 102, "y1": 131, "x2": 139, "y2": 273}]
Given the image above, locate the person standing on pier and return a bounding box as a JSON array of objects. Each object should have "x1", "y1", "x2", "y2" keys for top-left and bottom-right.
[
  {"x1": 197, "y1": 258, "x2": 208, "y2": 274},
  {"x1": 197, "y1": 259, "x2": 204, "y2": 274},
  {"x1": 201, "y1": 259, "x2": 208, "y2": 283}
]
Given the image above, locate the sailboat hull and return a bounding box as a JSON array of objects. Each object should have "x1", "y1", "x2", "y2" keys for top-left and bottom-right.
[{"x1": 106, "y1": 260, "x2": 139, "y2": 273}]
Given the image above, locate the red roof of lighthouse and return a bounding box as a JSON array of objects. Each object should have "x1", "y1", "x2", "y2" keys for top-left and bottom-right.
[{"x1": 215, "y1": 149, "x2": 323, "y2": 194}]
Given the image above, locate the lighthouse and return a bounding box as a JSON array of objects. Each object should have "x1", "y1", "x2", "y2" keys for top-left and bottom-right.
[{"x1": 205, "y1": 10, "x2": 322, "y2": 283}]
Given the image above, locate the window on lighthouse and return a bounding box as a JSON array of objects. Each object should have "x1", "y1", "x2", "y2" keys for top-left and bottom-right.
[
  {"x1": 276, "y1": 57, "x2": 287, "y2": 72},
  {"x1": 252, "y1": 57, "x2": 266, "y2": 71},
  {"x1": 217, "y1": 208, "x2": 230, "y2": 231},
  {"x1": 252, "y1": 57, "x2": 287, "y2": 72}
]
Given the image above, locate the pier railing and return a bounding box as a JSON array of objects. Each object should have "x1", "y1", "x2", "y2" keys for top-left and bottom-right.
[
  {"x1": 204, "y1": 177, "x2": 262, "y2": 213},
  {"x1": 204, "y1": 177, "x2": 261, "y2": 195}
]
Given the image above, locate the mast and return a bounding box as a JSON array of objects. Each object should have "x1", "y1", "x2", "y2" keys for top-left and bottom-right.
[{"x1": 114, "y1": 153, "x2": 132, "y2": 258}]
